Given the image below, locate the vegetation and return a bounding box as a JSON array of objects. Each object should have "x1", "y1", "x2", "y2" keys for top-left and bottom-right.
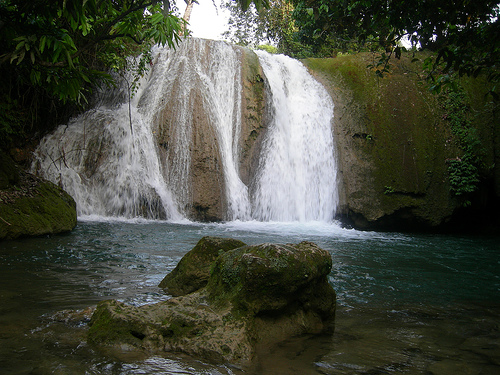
[
  {"x1": 222, "y1": 0, "x2": 300, "y2": 54},
  {"x1": 442, "y1": 88, "x2": 486, "y2": 204},
  {"x1": 291, "y1": 0, "x2": 499, "y2": 80},
  {"x1": 225, "y1": 1, "x2": 499, "y2": 93},
  {"x1": 0, "y1": 0, "x2": 186, "y2": 149}
]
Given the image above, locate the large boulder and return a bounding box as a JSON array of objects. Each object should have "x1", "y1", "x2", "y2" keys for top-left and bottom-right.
[
  {"x1": 158, "y1": 236, "x2": 247, "y2": 296},
  {"x1": 88, "y1": 239, "x2": 336, "y2": 365}
]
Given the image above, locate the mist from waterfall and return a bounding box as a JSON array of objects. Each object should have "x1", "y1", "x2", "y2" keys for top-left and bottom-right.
[{"x1": 32, "y1": 39, "x2": 338, "y2": 223}]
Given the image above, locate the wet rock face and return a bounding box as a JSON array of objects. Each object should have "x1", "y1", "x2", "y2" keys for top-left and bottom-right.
[{"x1": 88, "y1": 237, "x2": 336, "y2": 365}]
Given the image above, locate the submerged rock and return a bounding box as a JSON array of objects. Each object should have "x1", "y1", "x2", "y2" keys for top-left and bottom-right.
[
  {"x1": 88, "y1": 238, "x2": 336, "y2": 365},
  {"x1": 158, "y1": 236, "x2": 247, "y2": 296}
]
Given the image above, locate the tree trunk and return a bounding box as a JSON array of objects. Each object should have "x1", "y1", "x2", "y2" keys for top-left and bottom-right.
[{"x1": 181, "y1": 0, "x2": 195, "y2": 36}]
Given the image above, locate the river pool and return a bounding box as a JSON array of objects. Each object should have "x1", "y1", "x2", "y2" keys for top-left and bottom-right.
[{"x1": 1, "y1": 219, "x2": 499, "y2": 374}]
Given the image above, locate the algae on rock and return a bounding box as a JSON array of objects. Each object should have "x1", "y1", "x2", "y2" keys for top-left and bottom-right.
[
  {"x1": 0, "y1": 151, "x2": 77, "y2": 240},
  {"x1": 304, "y1": 53, "x2": 498, "y2": 231},
  {"x1": 158, "y1": 236, "x2": 247, "y2": 296}
]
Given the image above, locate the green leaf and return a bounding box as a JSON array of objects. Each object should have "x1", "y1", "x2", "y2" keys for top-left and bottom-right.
[
  {"x1": 151, "y1": 12, "x2": 164, "y2": 25},
  {"x1": 40, "y1": 36, "x2": 47, "y2": 53}
]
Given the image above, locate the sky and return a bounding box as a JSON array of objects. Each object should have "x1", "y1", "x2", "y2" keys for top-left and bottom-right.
[{"x1": 176, "y1": 0, "x2": 230, "y2": 41}]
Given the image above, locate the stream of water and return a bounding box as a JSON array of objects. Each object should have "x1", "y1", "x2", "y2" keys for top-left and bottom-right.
[
  {"x1": 1, "y1": 219, "x2": 499, "y2": 374},
  {"x1": 31, "y1": 39, "x2": 338, "y2": 223}
]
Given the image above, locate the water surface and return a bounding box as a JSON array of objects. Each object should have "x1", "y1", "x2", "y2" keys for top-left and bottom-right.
[{"x1": 1, "y1": 219, "x2": 499, "y2": 374}]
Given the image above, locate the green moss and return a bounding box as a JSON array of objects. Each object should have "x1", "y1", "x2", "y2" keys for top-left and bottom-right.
[
  {"x1": 88, "y1": 300, "x2": 145, "y2": 346},
  {"x1": 0, "y1": 175, "x2": 77, "y2": 240},
  {"x1": 206, "y1": 242, "x2": 333, "y2": 316},
  {"x1": 158, "y1": 236, "x2": 246, "y2": 295}
]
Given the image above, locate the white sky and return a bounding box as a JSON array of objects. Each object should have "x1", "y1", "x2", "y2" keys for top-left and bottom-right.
[{"x1": 176, "y1": 0, "x2": 230, "y2": 41}]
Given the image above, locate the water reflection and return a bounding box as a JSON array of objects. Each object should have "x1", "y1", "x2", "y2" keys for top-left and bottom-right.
[{"x1": 0, "y1": 220, "x2": 499, "y2": 374}]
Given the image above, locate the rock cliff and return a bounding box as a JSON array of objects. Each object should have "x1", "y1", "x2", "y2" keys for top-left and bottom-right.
[{"x1": 303, "y1": 53, "x2": 499, "y2": 231}]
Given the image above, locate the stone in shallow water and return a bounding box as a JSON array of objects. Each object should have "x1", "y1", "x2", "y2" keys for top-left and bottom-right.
[{"x1": 88, "y1": 238, "x2": 336, "y2": 365}]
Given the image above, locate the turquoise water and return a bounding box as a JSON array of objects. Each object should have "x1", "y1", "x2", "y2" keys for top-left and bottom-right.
[{"x1": 1, "y1": 219, "x2": 499, "y2": 374}]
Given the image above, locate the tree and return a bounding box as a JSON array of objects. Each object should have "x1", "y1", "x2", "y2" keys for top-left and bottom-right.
[
  {"x1": 0, "y1": 0, "x2": 184, "y2": 104},
  {"x1": 223, "y1": 0, "x2": 301, "y2": 55},
  {"x1": 289, "y1": 0, "x2": 500, "y2": 93},
  {"x1": 180, "y1": 0, "x2": 199, "y2": 35}
]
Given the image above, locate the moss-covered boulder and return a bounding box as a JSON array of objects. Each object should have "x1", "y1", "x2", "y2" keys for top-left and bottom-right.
[
  {"x1": 158, "y1": 236, "x2": 247, "y2": 296},
  {"x1": 206, "y1": 242, "x2": 335, "y2": 320},
  {"x1": 0, "y1": 152, "x2": 77, "y2": 240},
  {"x1": 88, "y1": 239, "x2": 336, "y2": 365}
]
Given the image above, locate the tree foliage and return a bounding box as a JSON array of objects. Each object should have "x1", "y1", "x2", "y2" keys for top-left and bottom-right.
[
  {"x1": 223, "y1": 0, "x2": 309, "y2": 56},
  {"x1": 289, "y1": 0, "x2": 500, "y2": 93},
  {"x1": 0, "y1": 0, "x2": 184, "y2": 104},
  {"x1": 0, "y1": 0, "x2": 185, "y2": 148}
]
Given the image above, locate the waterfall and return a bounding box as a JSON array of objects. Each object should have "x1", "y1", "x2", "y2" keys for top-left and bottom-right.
[
  {"x1": 136, "y1": 39, "x2": 250, "y2": 220},
  {"x1": 32, "y1": 39, "x2": 337, "y2": 222},
  {"x1": 251, "y1": 52, "x2": 338, "y2": 222}
]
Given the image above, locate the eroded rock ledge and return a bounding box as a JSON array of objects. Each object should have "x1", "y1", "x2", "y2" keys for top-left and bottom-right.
[{"x1": 88, "y1": 237, "x2": 336, "y2": 365}]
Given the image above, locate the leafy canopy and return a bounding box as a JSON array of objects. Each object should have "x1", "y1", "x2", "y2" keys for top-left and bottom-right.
[
  {"x1": 289, "y1": 0, "x2": 500, "y2": 93},
  {"x1": 0, "y1": 0, "x2": 184, "y2": 104}
]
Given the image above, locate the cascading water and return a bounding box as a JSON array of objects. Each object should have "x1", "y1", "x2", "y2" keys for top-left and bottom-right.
[
  {"x1": 32, "y1": 38, "x2": 338, "y2": 222},
  {"x1": 31, "y1": 73, "x2": 182, "y2": 220},
  {"x1": 251, "y1": 52, "x2": 337, "y2": 221},
  {"x1": 135, "y1": 39, "x2": 250, "y2": 220}
]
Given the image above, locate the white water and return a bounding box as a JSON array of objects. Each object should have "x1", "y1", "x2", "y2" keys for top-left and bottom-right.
[
  {"x1": 252, "y1": 52, "x2": 337, "y2": 221},
  {"x1": 135, "y1": 39, "x2": 250, "y2": 220},
  {"x1": 32, "y1": 75, "x2": 182, "y2": 220},
  {"x1": 32, "y1": 39, "x2": 338, "y2": 223}
]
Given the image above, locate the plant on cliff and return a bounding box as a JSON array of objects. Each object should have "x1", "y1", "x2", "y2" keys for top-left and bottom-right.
[{"x1": 443, "y1": 88, "x2": 487, "y2": 204}]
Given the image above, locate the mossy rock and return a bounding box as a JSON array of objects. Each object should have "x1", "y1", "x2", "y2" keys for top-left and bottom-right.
[
  {"x1": 304, "y1": 53, "x2": 498, "y2": 231},
  {"x1": 89, "y1": 239, "x2": 336, "y2": 365},
  {"x1": 158, "y1": 236, "x2": 247, "y2": 296},
  {"x1": 304, "y1": 54, "x2": 454, "y2": 230},
  {"x1": 206, "y1": 241, "x2": 335, "y2": 319},
  {"x1": 0, "y1": 153, "x2": 77, "y2": 240}
]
